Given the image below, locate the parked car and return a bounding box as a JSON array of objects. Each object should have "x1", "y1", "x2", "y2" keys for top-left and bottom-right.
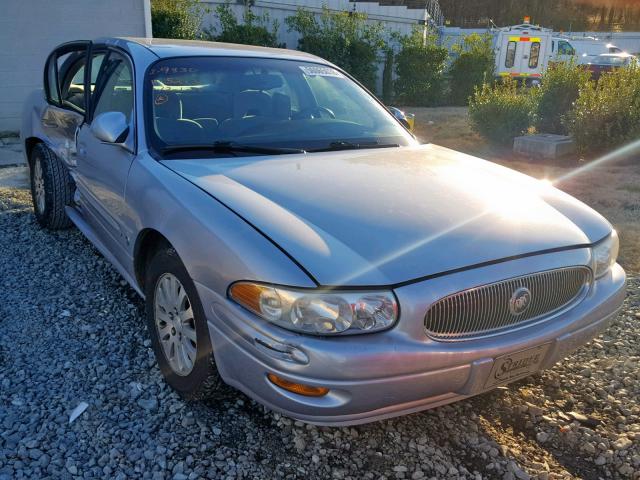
[
  {"x1": 22, "y1": 38, "x2": 625, "y2": 426},
  {"x1": 586, "y1": 53, "x2": 637, "y2": 80}
]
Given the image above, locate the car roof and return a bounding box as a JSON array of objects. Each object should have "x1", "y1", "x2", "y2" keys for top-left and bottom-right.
[{"x1": 108, "y1": 37, "x2": 329, "y2": 64}]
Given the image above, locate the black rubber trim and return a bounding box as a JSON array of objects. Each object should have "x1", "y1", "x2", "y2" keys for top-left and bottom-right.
[{"x1": 322, "y1": 241, "x2": 602, "y2": 291}]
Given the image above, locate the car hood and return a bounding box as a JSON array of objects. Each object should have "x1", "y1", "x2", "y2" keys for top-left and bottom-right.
[{"x1": 164, "y1": 144, "x2": 611, "y2": 286}]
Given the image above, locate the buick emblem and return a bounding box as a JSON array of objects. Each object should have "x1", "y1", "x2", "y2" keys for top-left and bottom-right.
[{"x1": 509, "y1": 287, "x2": 531, "y2": 316}]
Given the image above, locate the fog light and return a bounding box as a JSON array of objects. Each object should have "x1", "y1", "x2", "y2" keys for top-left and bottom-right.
[{"x1": 267, "y1": 373, "x2": 329, "y2": 397}]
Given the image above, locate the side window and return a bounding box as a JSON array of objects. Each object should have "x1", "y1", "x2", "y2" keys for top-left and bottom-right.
[
  {"x1": 58, "y1": 53, "x2": 86, "y2": 111},
  {"x1": 529, "y1": 42, "x2": 541, "y2": 68},
  {"x1": 93, "y1": 52, "x2": 134, "y2": 123},
  {"x1": 505, "y1": 41, "x2": 517, "y2": 68},
  {"x1": 558, "y1": 41, "x2": 575, "y2": 56}
]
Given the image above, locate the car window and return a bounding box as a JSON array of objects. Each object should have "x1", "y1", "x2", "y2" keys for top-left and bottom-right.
[
  {"x1": 145, "y1": 57, "x2": 412, "y2": 154},
  {"x1": 305, "y1": 74, "x2": 374, "y2": 128},
  {"x1": 558, "y1": 41, "x2": 575, "y2": 56},
  {"x1": 53, "y1": 50, "x2": 106, "y2": 112},
  {"x1": 56, "y1": 52, "x2": 86, "y2": 111},
  {"x1": 505, "y1": 41, "x2": 517, "y2": 68},
  {"x1": 93, "y1": 52, "x2": 134, "y2": 123},
  {"x1": 529, "y1": 42, "x2": 541, "y2": 68}
]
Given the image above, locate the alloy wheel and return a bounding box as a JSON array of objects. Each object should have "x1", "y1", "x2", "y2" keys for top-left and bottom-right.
[{"x1": 154, "y1": 273, "x2": 198, "y2": 376}]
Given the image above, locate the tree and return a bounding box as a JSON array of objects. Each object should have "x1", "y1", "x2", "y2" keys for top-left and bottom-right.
[
  {"x1": 286, "y1": 7, "x2": 384, "y2": 92},
  {"x1": 393, "y1": 29, "x2": 448, "y2": 106},
  {"x1": 449, "y1": 33, "x2": 495, "y2": 105},
  {"x1": 151, "y1": 0, "x2": 206, "y2": 40},
  {"x1": 203, "y1": 3, "x2": 282, "y2": 48}
]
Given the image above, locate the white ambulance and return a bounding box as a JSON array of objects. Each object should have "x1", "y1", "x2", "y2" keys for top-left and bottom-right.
[{"x1": 494, "y1": 23, "x2": 577, "y2": 85}]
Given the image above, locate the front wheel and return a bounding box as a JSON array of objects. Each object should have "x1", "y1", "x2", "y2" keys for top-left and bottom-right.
[
  {"x1": 29, "y1": 144, "x2": 74, "y2": 230},
  {"x1": 144, "y1": 246, "x2": 222, "y2": 399}
]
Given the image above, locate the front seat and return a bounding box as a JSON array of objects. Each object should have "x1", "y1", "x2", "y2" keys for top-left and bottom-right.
[
  {"x1": 153, "y1": 92, "x2": 204, "y2": 144},
  {"x1": 219, "y1": 90, "x2": 273, "y2": 137}
]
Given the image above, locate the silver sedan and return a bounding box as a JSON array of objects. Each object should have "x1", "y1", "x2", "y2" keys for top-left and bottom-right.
[{"x1": 21, "y1": 38, "x2": 625, "y2": 426}]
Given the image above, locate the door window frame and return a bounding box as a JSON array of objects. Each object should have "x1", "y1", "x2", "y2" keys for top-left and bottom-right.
[
  {"x1": 87, "y1": 46, "x2": 137, "y2": 153},
  {"x1": 43, "y1": 41, "x2": 91, "y2": 115}
]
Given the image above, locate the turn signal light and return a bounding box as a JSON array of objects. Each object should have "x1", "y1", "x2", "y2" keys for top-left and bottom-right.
[{"x1": 267, "y1": 373, "x2": 329, "y2": 397}]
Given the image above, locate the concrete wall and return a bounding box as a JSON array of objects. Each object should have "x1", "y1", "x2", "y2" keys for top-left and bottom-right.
[
  {"x1": 201, "y1": 0, "x2": 429, "y2": 94},
  {"x1": 0, "y1": 0, "x2": 151, "y2": 133},
  {"x1": 201, "y1": 0, "x2": 428, "y2": 50}
]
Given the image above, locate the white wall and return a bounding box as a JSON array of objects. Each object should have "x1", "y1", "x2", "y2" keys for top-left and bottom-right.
[
  {"x1": 201, "y1": 0, "x2": 428, "y2": 49},
  {"x1": 0, "y1": 0, "x2": 151, "y2": 133},
  {"x1": 200, "y1": 0, "x2": 429, "y2": 94}
]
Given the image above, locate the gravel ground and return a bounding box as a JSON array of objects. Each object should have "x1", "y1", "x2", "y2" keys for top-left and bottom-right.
[{"x1": 1, "y1": 186, "x2": 639, "y2": 480}]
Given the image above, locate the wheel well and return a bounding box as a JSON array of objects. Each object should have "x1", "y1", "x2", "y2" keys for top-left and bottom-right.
[
  {"x1": 24, "y1": 137, "x2": 42, "y2": 165},
  {"x1": 134, "y1": 229, "x2": 172, "y2": 292}
]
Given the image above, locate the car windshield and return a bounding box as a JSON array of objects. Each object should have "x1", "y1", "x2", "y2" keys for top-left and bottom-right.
[{"x1": 145, "y1": 57, "x2": 413, "y2": 156}]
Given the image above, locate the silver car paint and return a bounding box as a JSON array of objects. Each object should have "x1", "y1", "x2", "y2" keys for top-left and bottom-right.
[
  {"x1": 21, "y1": 38, "x2": 626, "y2": 425},
  {"x1": 164, "y1": 145, "x2": 611, "y2": 286}
]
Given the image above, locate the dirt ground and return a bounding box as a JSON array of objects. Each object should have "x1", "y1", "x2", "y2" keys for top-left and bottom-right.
[{"x1": 405, "y1": 106, "x2": 640, "y2": 273}]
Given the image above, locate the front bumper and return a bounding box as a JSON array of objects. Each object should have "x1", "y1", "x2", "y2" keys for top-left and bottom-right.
[{"x1": 196, "y1": 249, "x2": 626, "y2": 426}]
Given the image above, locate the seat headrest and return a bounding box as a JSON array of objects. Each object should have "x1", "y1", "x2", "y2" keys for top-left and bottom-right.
[
  {"x1": 238, "y1": 74, "x2": 283, "y2": 91},
  {"x1": 234, "y1": 90, "x2": 272, "y2": 118},
  {"x1": 272, "y1": 93, "x2": 291, "y2": 120}
]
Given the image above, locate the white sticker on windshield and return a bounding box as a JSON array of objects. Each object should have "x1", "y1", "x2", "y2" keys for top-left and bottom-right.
[{"x1": 299, "y1": 65, "x2": 344, "y2": 77}]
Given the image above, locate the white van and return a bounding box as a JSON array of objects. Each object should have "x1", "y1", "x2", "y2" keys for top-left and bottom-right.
[{"x1": 494, "y1": 23, "x2": 577, "y2": 84}]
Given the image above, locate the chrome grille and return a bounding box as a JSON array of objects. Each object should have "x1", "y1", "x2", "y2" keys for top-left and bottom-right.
[{"x1": 424, "y1": 267, "x2": 592, "y2": 341}]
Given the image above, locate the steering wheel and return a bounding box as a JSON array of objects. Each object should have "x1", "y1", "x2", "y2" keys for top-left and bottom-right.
[{"x1": 296, "y1": 106, "x2": 336, "y2": 119}]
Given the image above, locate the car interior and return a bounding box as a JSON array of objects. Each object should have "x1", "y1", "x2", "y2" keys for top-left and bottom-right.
[{"x1": 152, "y1": 72, "x2": 300, "y2": 144}]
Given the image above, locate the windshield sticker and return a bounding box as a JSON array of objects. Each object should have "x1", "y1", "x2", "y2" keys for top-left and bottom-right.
[
  {"x1": 154, "y1": 94, "x2": 168, "y2": 105},
  {"x1": 299, "y1": 66, "x2": 344, "y2": 77},
  {"x1": 148, "y1": 66, "x2": 199, "y2": 77}
]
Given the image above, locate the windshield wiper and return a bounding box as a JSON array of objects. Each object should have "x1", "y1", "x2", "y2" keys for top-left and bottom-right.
[
  {"x1": 161, "y1": 141, "x2": 306, "y2": 156},
  {"x1": 308, "y1": 141, "x2": 400, "y2": 153}
]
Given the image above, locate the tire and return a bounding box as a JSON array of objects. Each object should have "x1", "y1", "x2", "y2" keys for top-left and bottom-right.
[
  {"x1": 29, "y1": 143, "x2": 74, "y2": 230},
  {"x1": 144, "y1": 246, "x2": 222, "y2": 400}
]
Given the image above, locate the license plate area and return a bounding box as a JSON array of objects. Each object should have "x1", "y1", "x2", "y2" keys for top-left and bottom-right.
[{"x1": 484, "y1": 343, "x2": 551, "y2": 389}]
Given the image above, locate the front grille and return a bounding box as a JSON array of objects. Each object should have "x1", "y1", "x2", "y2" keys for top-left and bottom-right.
[{"x1": 424, "y1": 266, "x2": 592, "y2": 341}]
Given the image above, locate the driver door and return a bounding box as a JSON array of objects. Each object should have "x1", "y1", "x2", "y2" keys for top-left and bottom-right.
[{"x1": 75, "y1": 49, "x2": 136, "y2": 264}]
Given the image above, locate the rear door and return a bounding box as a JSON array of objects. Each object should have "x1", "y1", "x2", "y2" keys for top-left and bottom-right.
[
  {"x1": 499, "y1": 35, "x2": 544, "y2": 80},
  {"x1": 41, "y1": 41, "x2": 92, "y2": 166}
]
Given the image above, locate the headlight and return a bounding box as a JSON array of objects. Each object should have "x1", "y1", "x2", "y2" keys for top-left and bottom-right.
[
  {"x1": 229, "y1": 282, "x2": 398, "y2": 335},
  {"x1": 592, "y1": 230, "x2": 619, "y2": 278}
]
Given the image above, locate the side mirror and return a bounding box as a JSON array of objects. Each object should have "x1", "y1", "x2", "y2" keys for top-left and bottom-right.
[
  {"x1": 91, "y1": 111, "x2": 129, "y2": 144},
  {"x1": 388, "y1": 106, "x2": 415, "y2": 132}
]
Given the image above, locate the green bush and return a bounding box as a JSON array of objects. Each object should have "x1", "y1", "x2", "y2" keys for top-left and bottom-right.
[
  {"x1": 151, "y1": 0, "x2": 205, "y2": 39},
  {"x1": 393, "y1": 29, "x2": 448, "y2": 106},
  {"x1": 565, "y1": 65, "x2": 640, "y2": 152},
  {"x1": 469, "y1": 79, "x2": 535, "y2": 145},
  {"x1": 449, "y1": 33, "x2": 495, "y2": 106},
  {"x1": 286, "y1": 7, "x2": 384, "y2": 91},
  {"x1": 204, "y1": 3, "x2": 282, "y2": 48},
  {"x1": 535, "y1": 61, "x2": 590, "y2": 134}
]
